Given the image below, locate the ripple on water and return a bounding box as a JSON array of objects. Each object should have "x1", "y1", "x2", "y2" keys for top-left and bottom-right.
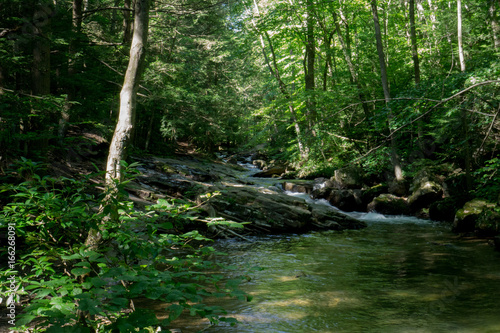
[{"x1": 187, "y1": 216, "x2": 500, "y2": 333}]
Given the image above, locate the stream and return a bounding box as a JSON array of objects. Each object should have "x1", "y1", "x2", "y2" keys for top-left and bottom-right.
[
  {"x1": 199, "y1": 215, "x2": 500, "y2": 333},
  {"x1": 172, "y1": 159, "x2": 500, "y2": 332}
]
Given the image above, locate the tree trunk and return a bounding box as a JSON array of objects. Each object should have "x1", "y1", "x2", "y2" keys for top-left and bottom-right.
[
  {"x1": 457, "y1": 0, "x2": 466, "y2": 72},
  {"x1": 409, "y1": 0, "x2": 426, "y2": 154},
  {"x1": 123, "y1": 0, "x2": 133, "y2": 44},
  {"x1": 371, "y1": 0, "x2": 403, "y2": 182},
  {"x1": 31, "y1": 2, "x2": 52, "y2": 154},
  {"x1": 457, "y1": 0, "x2": 472, "y2": 191},
  {"x1": 85, "y1": 0, "x2": 150, "y2": 249},
  {"x1": 252, "y1": 0, "x2": 308, "y2": 160},
  {"x1": 333, "y1": 11, "x2": 370, "y2": 117},
  {"x1": 490, "y1": 0, "x2": 500, "y2": 49},
  {"x1": 322, "y1": 31, "x2": 335, "y2": 91},
  {"x1": 107, "y1": 0, "x2": 149, "y2": 182},
  {"x1": 305, "y1": 0, "x2": 316, "y2": 135},
  {"x1": 409, "y1": 0, "x2": 420, "y2": 85},
  {"x1": 59, "y1": 0, "x2": 83, "y2": 139}
]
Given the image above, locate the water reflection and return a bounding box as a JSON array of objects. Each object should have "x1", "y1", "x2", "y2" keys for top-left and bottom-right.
[{"x1": 178, "y1": 216, "x2": 500, "y2": 333}]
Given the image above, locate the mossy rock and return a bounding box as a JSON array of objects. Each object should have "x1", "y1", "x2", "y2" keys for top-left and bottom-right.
[
  {"x1": 367, "y1": 194, "x2": 409, "y2": 215},
  {"x1": 408, "y1": 180, "x2": 444, "y2": 212},
  {"x1": 475, "y1": 208, "x2": 500, "y2": 237},
  {"x1": 453, "y1": 199, "x2": 496, "y2": 233},
  {"x1": 333, "y1": 165, "x2": 365, "y2": 189},
  {"x1": 361, "y1": 183, "x2": 389, "y2": 205}
]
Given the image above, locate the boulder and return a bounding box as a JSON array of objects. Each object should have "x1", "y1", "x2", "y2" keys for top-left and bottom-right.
[
  {"x1": 429, "y1": 196, "x2": 469, "y2": 222},
  {"x1": 282, "y1": 181, "x2": 314, "y2": 194},
  {"x1": 453, "y1": 199, "x2": 496, "y2": 233},
  {"x1": 327, "y1": 189, "x2": 365, "y2": 212},
  {"x1": 252, "y1": 159, "x2": 267, "y2": 169},
  {"x1": 367, "y1": 194, "x2": 409, "y2": 215},
  {"x1": 361, "y1": 184, "x2": 389, "y2": 207},
  {"x1": 388, "y1": 179, "x2": 408, "y2": 197},
  {"x1": 310, "y1": 203, "x2": 366, "y2": 230},
  {"x1": 313, "y1": 178, "x2": 335, "y2": 190},
  {"x1": 203, "y1": 185, "x2": 366, "y2": 233},
  {"x1": 225, "y1": 155, "x2": 239, "y2": 164},
  {"x1": 310, "y1": 187, "x2": 365, "y2": 212},
  {"x1": 333, "y1": 166, "x2": 365, "y2": 189},
  {"x1": 252, "y1": 165, "x2": 287, "y2": 178},
  {"x1": 408, "y1": 180, "x2": 443, "y2": 212},
  {"x1": 475, "y1": 208, "x2": 500, "y2": 237},
  {"x1": 311, "y1": 186, "x2": 333, "y2": 200}
]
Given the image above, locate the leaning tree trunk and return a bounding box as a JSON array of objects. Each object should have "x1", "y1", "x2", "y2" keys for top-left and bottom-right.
[
  {"x1": 332, "y1": 11, "x2": 371, "y2": 118},
  {"x1": 85, "y1": 0, "x2": 150, "y2": 249},
  {"x1": 106, "y1": 0, "x2": 149, "y2": 183},
  {"x1": 251, "y1": 0, "x2": 308, "y2": 160}
]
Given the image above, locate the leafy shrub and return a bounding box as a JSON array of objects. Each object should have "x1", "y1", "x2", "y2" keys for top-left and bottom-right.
[
  {"x1": 474, "y1": 157, "x2": 500, "y2": 203},
  {"x1": 0, "y1": 159, "x2": 249, "y2": 332}
]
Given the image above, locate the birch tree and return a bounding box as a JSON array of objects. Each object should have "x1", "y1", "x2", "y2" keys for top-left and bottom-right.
[{"x1": 86, "y1": 0, "x2": 150, "y2": 249}]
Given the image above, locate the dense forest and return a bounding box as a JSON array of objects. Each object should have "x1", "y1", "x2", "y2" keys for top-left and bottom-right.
[{"x1": 1, "y1": 0, "x2": 499, "y2": 331}]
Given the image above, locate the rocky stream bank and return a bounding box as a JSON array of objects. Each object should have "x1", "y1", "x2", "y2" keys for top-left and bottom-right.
[{"x1": 116, "y1": 151, "x2": 499, "y2": 251}]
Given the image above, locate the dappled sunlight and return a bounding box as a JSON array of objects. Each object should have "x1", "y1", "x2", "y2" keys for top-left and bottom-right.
[
  {"x1": 263, "y1": 298, "x2": 312, "y2": 307},
  {"x1": 194, "y1": 217, "x2": 500, "y2": 332}
]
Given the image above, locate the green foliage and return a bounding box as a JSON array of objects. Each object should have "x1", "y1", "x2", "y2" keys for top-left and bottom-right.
[
  {"x1": 0, "y1": 159, "x2": 249, "y2": 332},
  {"x1": 474, "y1": 158, "x2": 500, "y2": 202}
]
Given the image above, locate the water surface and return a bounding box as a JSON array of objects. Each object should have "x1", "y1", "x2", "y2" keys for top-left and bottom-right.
[{"x1": 184, "y1": 214, "x2": 500, "y2": 333}]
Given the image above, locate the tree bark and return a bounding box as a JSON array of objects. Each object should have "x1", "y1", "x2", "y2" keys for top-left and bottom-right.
[
  {"x1": 85, "y1": 0, "x2": 149, "y2": 249},
  {"x1": 305, "y1": 0, "x2": 317, "y2": 134},
  {"x1": 31, "y1": 2, "x2": 52, "y2": 154},
  {"x1": 409, "y1": 0, "x2": 420, "y2": 85},
  {"x1": 457, "y1": 0, "x2": 472, "y2": 191},
  {"x1": 371, "y1": 0, "x2": 403, "y2": 182},
  {"x1": 59, "y1": 0, "x2": 83, "y2": 139},
  {"x1": 123, "y1": 0, "x2": 133, "y2": 44},
  {"x1": 107, "y1": 0, "x2": 149, "y2": 182},
  {"x1": 457, "y1": 0, "x2": 466, "y2": 72},
  {"x1": 490, "y1": 0, "x2": 500, "y2": 50},
  {"x1": 409, "y1": 0, "x2": 426, "y2": 154}
]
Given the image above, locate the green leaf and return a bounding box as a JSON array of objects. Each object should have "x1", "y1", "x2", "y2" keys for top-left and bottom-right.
[
  {"x1": 71, "y1": 268, "x2": 91, "y2": 276},
  {"x1": 167, "y1": 304, "x2": 184, "y2": 321},
  {"x1": 35, "y1": 289, "x2": 54, "y2": 299},
  {"x1": 14, "y1": 314, "x2": 37, "y2": 327}
]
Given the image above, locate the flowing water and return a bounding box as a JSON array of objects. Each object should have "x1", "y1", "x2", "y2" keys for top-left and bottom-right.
[
  {"x1": 174, "y1": 213, "x2": 500, "y2": 333},
  {"x1": 170, "y1": 160, "x2": 500, "y2": 332}
]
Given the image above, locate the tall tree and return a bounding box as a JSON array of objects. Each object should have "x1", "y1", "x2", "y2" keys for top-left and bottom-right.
[
  {"x1": 457, "y1": 0, "x2": 472, "y2": 191},
  {"x1": 106, "y1": 0, "x2": 150, "y2": 183},
  {"x1": 490, "y1": 0, "x2": 500, "y2": 49},
  {"x1": 59, "y1": 0, "x2": 83, "y2": 139},
  {"x1": 251, "y1": 0, "x2": 309, "y2": 160},
  {"x1": 409, "y1": 0, "x2": 420, "y2": 85},
  {"x1": 86, "y1": 0, "x2": 150, "y2": 249},
  {"x1": 371, "y1": 0, "x2": 403, "y2": 182},
  {"x1": 305, "y1": 0, "x2": 317, "y2": 135},
  {"x1": 457, "y1": 0, "x2": 466, "y2": 72}
]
